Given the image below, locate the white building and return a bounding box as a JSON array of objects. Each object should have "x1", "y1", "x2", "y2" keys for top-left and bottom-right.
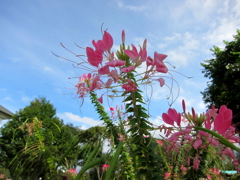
[{"x1": 0, "y1": 105, "x2": 14, "y2": 128}]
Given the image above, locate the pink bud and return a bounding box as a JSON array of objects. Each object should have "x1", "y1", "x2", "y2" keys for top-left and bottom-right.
[{"x1": 122, "y1": 30, "x2": 125, "y2": 44}]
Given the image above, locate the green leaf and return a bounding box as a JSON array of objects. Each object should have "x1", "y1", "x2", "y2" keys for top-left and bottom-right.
[{"x1": 194, "y1": 126, "x2": 240, "y2": 152}]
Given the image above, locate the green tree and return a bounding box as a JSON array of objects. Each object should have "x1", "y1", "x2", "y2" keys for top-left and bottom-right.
[
  {"x1": 201, "y1": 30, "x2": 240, "y2": 132},
  {"x1": 0, "y1": 97, "x2": 82, "y2": 180}
]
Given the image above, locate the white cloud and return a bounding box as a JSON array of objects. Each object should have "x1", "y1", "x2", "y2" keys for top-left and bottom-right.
[
  {"x1": 58, "y1": 112, "x2": 101, "y2": 127},
  {"x1": 165, "y1": 33, "x2": 181, "y2": 41},
  {"x1": 203, "y1": 18, "x2": 239, "y2": 47},
  {"x1": 166, "y1": 50, "x2": 189, "y2": 67},
  {"x1": 116, "y1": 0, "x2": 147, "y2": 12},
  {"x1": 185, "y1": 0, "x2": 218, "y2": 20},
  {"x1": 21, "y1": 96, "x2": 33, "y2": 104},
  {"x1": 3, "y1": 96, "x2": 13, "y2": 101},
  {"x1": 44, "y1": 66, "x2": 52, "y2": 71}
]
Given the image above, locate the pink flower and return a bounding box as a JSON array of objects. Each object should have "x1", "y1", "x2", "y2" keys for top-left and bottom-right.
[
  {"x1": 214, "y1": 105, "x2": 232, "y2": 135},
  {"x1": 193, "y1": 156, "x2": 200, "y2": 169},
  {"x1": 0, "y1": 174, "x2": 5, "y2": 178},
  {"x1": 101, "y1": 164, "x2": 110, "y2": 171},
  {"x1": 207, "y1": 105, "x2": 218, "y2": 118},
  {"x1": 110, "y1": 107, "x2": 114, "y2": 111},
  {"x1": 222, "y1": 148, "x2": 234, "y2": 159},
  {"x1": 67, "y1": 169, "x2": 77, "y2": 175},
  {"x1": 124, "y1": 44, "x2": 139, "y2": 60},
  {"x1": 180, "y1": 165, "x2": 187, "y2": 171},
  {"x1": 164, "y1": 172, "x2": 171, "y2": 179},
  {"x1": 162, "y1": 108, "x2": 181, "y2": 126},
  {"x1": 89, "y1": 75, "x2": 101, "y2": 91},
  {"x1": 156, "y1": 140, "x2": 163, "y2": 145},
  {"x1": 117, "y1": 134, "x2": 124, "y2": 141},
  {"x1": 154, "y1": 52, "x2": 168, "y2": 73},
  {"x1": 122, "y1": 80, "x2": 137, "y2": 92}
]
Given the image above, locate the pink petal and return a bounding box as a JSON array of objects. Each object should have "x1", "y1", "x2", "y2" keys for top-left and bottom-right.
[
  {"x1": 193, "y1": 139, "x2": 202, "y2": 149},
  {"x1": 157, "y1": 78, "x2": 165, "y2": 87},
  {"x1": 105, "y1": 60, "x2": 126, "y2": 67},
  {"x1": 86, "y1": 47, "x2": 103, "y2": 67},
  {"x1": 162, "y1": 113, "x2": 174, "y2": 126},
  {"x1": 98, "y1": 96, "x2": 103, "y2": 104},
  {"x1": 155, "y1": 62, "x2": 168, "y2": 73},
  {"x1": 193, "y1": 156, "x2": 200, "y2": 170},
  {"x1": 154, "y1": 52, "x2": 167, "y2": 62},
  {"x1": 98, "y1": 65, "x2": 110, "y2": 75},
  {"x1": 103, "y1": 31, "x2": 113, "y2": 50},
  {"x1": 140, "y1": 47, "x2": 147, "y2": 62},
  {"x1": 121, "y1": 66, "x2": 135, "y2": 73},
  {"x1": 106, "y1": 78, "x2": 113, "y2": 87},
  {"x1": 92, "y1": 40, "x2": 106, "y2": 52},
  {"x1": 204, "y1": 114, "x2": 211, "y2": 129},
  {"x1": 109, "y1": 69, "x2": 119, "y2": 82},
  {"x1": 124, "y1": 50, "x2": 138, "y2": 60}
]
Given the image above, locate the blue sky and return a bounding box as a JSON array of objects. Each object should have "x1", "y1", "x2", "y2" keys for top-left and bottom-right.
[{"x1": 1, "y1": 0, "x2": 240, "y2": 129}]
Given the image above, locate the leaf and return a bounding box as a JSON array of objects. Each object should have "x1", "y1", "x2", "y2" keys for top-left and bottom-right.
[
  {"x1": 194, "y1": 126, "x2": 240, "y2": 152},
  {"x1": 104, "y1": 141, "x2": 123, "y2": 180}
]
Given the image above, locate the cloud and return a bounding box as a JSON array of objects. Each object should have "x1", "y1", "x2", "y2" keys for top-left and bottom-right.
[
  {"x1": 21, "y1": 96, "x2": 33, "y2": 104},
  {"x1": 165, "y1": 33, "x2": 181, "y2": 41},
  {"x1": 58, "y1": 112, "x2": 101, "y2": 127},
  {"x1": 3, "y1": 97, "x2": 13, "y2": 101},
  {"x1": 44, "y1": 67, "x2": 52, "y2": 72},
  {"x1": 116, "y1": 0, "x2": 147, "y2": 12},
  {"x1": 203, "y1": 18, "x2": 240, "y2": 47},
  {"x1": 166, "y1": 50, "x2": 189, "y2": 67}
]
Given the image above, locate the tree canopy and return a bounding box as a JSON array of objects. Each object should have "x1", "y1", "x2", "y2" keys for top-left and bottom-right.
[
  {"x1": 0, "y1": 97, "x2": 82, "y2": 179},
  {"x1": 201, "y1": 30, "x2": 240, "y2": 132}
]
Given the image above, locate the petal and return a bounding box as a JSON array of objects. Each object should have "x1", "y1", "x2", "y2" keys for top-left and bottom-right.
[
  {"x1": 157, "y1": 78, "x2": 165, "y2": 87},
  {"x1": 98, "y1": 65, "x2": 110, "y2": 75},
  {"x1": 121, "y1": 66, "x2": 135, "y2": 73},
  {"x1": 124, "y1": 50, "x2": 138, "y2": 60},
  {"x1": 162, "y1": 113, "x2": 174, "y2": 126},
  {"x1": 193, "y1": 139, "x2": 202, "y2": 149},
  {"x1": 106, "y1": 78, "x2": 113, "y2": 87},
  {"x1": 103, "y1": 31, "x2": 113, "y2": 50},
  {"x1": 154, "y1": 52, "x2": 167, "y2": 62},
  {"x1": 105, "y1": 60, "x2": 126, "y2": 67},
  {"x1": 97, "y1": 96, "x2": 103, "y2": 104}
]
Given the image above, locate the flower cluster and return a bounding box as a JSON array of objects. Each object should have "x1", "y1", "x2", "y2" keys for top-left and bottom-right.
[
  {"x1": 161, "y1": 100, "x2": 240, "y2": 171},
  {"x1": 74, "y1": 30, "x2": 169, "y2": 103},
  {"x1": 64, "y1": 168, "x2": 77, "y2": 180},
  {"x1": 101, "y1": 164, "x2": 110, "y2": 171}
]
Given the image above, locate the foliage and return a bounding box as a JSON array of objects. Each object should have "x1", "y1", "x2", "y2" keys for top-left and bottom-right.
[
  {"x1": 0, "y1": 97, "x2": 81, "y2": 179},
  {"x1": 201, "y1": 30, "x2": 240, "y2": 132}
]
